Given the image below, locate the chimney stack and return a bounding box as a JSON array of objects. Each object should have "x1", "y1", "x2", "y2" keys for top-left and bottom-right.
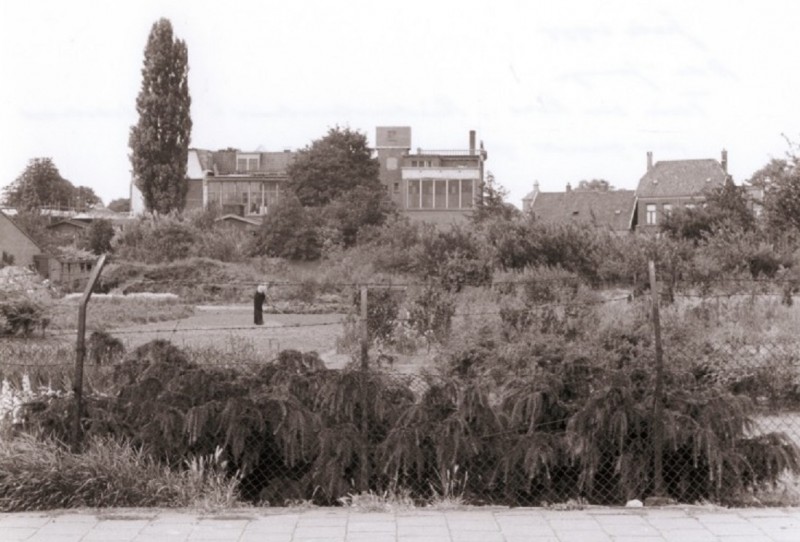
[
  {"x1": 566, "y1": 182, "x2": 572, "y2": 192},
  {"x1": 647, "y1": 151, "x2": 653, "y2": 172},
  {"x1": 533, "y1": 180, "x2": 540, "y2": 195},
  {"x1": 721, "y1": 149, "x2": 728, "y2": 173},
  {"x1": 469, "y1": 130, "x2": 476, "y2": 155}
]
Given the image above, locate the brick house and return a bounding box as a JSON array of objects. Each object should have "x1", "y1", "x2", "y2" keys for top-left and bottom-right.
[
  {"x1": 0, "y1": 209, "x2": 43, "y2": 268},
  {"x1": 132, "y1": 148, "x2": 296, "y2": 219},
  {"x1": 635, "y1": 150, "x2": 729, "y2": 232},
  {"x1": 375, "y1": 127, "x2": 487, "y2": 225},
  {"x1": 523, "y1": 182, "x2": 636, "y2": 234}
]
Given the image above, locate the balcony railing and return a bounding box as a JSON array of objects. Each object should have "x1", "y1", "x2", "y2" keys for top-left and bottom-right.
[{"x1": 413, "y1": 149, "x2": 478, "y2": 156}]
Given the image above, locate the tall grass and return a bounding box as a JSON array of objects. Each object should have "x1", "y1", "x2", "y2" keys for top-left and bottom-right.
[{"x1": 0, "y1": 435, "x2": 242, "y2": 511}]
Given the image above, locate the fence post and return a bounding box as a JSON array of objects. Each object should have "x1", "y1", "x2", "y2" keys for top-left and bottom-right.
[
  {"x1": 360, "y1": 286, "x2": 369, "y2": 371},
  {"x1": 72, "y1": 253, "x2": 107, "y2": 453},
  {"x1": 358, "y1": 285, "x2": 370, "y2": 491},
  {"x1": 648, "y1": 260, "x2": 666, "y2": 497}
]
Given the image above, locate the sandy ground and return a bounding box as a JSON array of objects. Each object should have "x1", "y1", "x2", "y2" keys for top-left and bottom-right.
[{"x1": 110, "y1": 305, "x2": 352, "y2": 369}]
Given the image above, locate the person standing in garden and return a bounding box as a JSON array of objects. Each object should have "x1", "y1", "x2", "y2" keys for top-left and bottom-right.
[{"x1": 253, "y1": 284, "x2": 267, "y2": 325}]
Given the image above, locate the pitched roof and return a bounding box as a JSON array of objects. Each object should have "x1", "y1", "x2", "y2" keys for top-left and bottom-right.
[
  {"x1": 0, "y1": 208, "x2": 43, "y2": 252},
  {"x1": 529, "y1": 189, "x2": 636, "y2": 232},
  {"x1": 636, "y1": 159, "x2": 727, "y2": 198},
  {"x1": 46, "y1": 219, "x2": 89, "y2": 230}
]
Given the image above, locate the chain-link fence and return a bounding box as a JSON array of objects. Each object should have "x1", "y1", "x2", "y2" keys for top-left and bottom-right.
[
  {"x1": 2, "y1": 272, "x2": 800, "y2": 507},
  {"x1": 3, "y1": 334, "x2": 799, "y2": 506}
]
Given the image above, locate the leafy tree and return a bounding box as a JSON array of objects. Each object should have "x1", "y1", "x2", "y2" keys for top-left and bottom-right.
[
  {"x1": 73, "y1": 186, "x2": 102, "y2": 210},
  {"x1": 82, "y1": 219, "x2": 115, "y2": 254},
  {"x1": 324, "y1": 184, "x2": 396, "y2": 247},
  {"x1": 661, "y1": 178, "x2": 755, "y2": 242},
  {"x1": 575, "y1": 179, "x2": 613, "y2": 191},
  {"x1": 2, "y1": 158, "x2": 74, "y2": 210},
  {"x1": 129, "y1": 18, "x2": 192, "y2": 214},
  {"x1": 287, "y1": 127, "x2": 380, "y2": 207},
  {"x1": 108, "y1": 198, "x2": 131, "y2": 213},
  {"x1": 470, "y1": 171, "x2": 519, "y2": 224},
  {"x1": 706, "y1": 178, "x2": 755, "y2": 229},
  {"x1": 660, "y1": 207, "x2": 715, "y2": 243},
  {"x1": 752, "y1": 150, "x2": 800, "y2": 238},
  {"x1": 748, "y1": 157, "x2": 789, "y2": 189},
  {"x1": 249, "y1": 197, "x2": 321, "y2": 260}
]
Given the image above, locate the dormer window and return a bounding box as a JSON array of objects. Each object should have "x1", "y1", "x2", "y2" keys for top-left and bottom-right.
[{"x1": 236, "y1": 153, "x2": 260, "y2": 173}]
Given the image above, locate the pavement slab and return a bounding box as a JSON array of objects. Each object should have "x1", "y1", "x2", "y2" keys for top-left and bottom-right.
[{"x1": 0, "y1": 506, "x2": 799, "y2": 541}]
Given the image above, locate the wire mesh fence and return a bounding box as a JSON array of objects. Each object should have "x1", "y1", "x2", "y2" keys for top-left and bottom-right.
[{"x1": 2, "y1": 272, "x2": 800, "y2": 507}]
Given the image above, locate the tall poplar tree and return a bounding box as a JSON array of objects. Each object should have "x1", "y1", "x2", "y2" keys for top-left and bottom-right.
[{"x1": 129, "y1": 18, "x2": 192, "y2": 214}]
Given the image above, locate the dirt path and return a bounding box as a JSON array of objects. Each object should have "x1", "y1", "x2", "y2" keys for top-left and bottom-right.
[{"x1": 111, "y1": 305, "x2": 352, "y2": 369}]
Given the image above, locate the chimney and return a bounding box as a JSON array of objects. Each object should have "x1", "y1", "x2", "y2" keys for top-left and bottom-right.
[
  {"x1": 721, "y1": 149, "x2": 728, "y2": 173},
  {"x1": 566, "y1": 182, "x2": 572, "y2": 192},
  {"x1": 647, "y1": 151, "x2": 653, "y2": 172},
  {"x1": 469, "y1": 130, "x2": 476, "y2": 155},
  {"x1": 533, "y1": 180, "x2": 540, "y2": 195}
]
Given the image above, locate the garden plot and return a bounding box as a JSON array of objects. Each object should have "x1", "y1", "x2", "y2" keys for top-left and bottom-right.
[{"x1": 110, "y1": 304, "x2": 350, "y2": 368}]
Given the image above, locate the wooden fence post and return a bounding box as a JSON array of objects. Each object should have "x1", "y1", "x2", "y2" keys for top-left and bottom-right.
[
  {"x1": 648, "y1": 260, "x2": 666, "y2": 498},
  {"x1": 360, "y1": 285, "x2": 369, "y2": 371},
  {"x1": 72, "y1": 253, "x2": 107, "y2": 452}
]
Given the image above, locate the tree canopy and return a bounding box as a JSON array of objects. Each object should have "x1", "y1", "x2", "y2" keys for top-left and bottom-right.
[
  {"x1": 660, "y1": 178, "x2": 755, "y2": 242},
  {"x1": 287, "y1": 126, "x2": 381, "y2": 207},
  {"x1": 574, "y1": 179, "x2": 613, "y2": 192},
  {"x1": 108, "y1": 198, "x2": 131, "y2": 213},
  {"x1": 749, "y1": 152, "x2": 800, "y2": 237},
  {"x1": 2, "y1": 158, "x2": 101, "y2": 211},
  {"x1": 470, "y1": 171, "x2": 520, "y2": 224},
  {"x1": 129, "y1": 18, "x2": 192, "y2": 214}
]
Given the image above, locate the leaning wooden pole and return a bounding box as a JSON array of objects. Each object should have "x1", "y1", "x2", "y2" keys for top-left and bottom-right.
[{"x1": 72, "y1": 253, "x2": 107, "y2": 452}]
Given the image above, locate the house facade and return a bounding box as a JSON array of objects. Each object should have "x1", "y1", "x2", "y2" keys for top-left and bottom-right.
[
  {"x1": 0, "y1": 209, "x2": 42, "y2": 268},
  {"x1": 132, "y1": 148, "x2": 296, "y2": 218},
  {"x1": 376, "y1": 127, "x2": 487, "y2": 225},
  {"x1": 635, "y1": 150, "x2": 729, "y2": 232},
  {"x1": 523, "y1": 182, "x2": 636, "y2": 234}
]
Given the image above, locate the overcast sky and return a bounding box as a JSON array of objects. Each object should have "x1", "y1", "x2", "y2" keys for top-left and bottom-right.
[{"x1": 2, "y1": 0, "x2": 799, "y2": 208}]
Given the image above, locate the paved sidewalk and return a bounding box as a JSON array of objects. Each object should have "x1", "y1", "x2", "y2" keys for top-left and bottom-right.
[{"x1": 1, "y1": 506, "x2": 799, "y2": 542}]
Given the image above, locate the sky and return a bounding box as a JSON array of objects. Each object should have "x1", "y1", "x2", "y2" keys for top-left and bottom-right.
[{"x1": 2, "y1": 0, "x2": 800, "y2": 209}]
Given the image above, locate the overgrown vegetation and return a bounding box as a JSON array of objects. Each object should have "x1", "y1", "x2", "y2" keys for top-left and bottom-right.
[
  {"x1": 6, "y1": 278, "x2": 799, "y2": 509},
  {"x1": 0, "y1": 435, "x2": 239, "y2": 511},
  {"x1": 5, "y1": 140, "x2": 800, "y2": 511}
]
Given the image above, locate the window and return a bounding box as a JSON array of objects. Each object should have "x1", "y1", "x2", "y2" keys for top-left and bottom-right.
[
  {"x1": 236, "y1": 155, "x2": 260, "y2": 173},
  {"x1": 663, "y1": 204, "x2": 673, "y2": 216},
  {"x1": 447, "y1": 180, "x2": 460, "y2": 209},
  {"x1": 421, "y1": 180, "x2": 434, "y2": 208},
  {"x1": 393, "y1": 182, "x2": 400, "y2": 194},
  {"x1": 407, "y1": 178, "x2": 475, "y2": 210},
  {"x1": 408, "y1": 180, "x2": 420, "y2": 209},
  {"x1": 386, "y1": 157, "x2": 398, "y2": 171},
  {"x1": 646, "y1": 204, "x2": 657, "y2": 225},
  {"x1": 685, "y1": 203, "x2": 696, "y2": 210},
  {"x1": 434, "y1": 180, "x2": 446, "y2": 209},
  {"x1": 461, "y1": 179, "x2": 473, "y2": 208}
]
